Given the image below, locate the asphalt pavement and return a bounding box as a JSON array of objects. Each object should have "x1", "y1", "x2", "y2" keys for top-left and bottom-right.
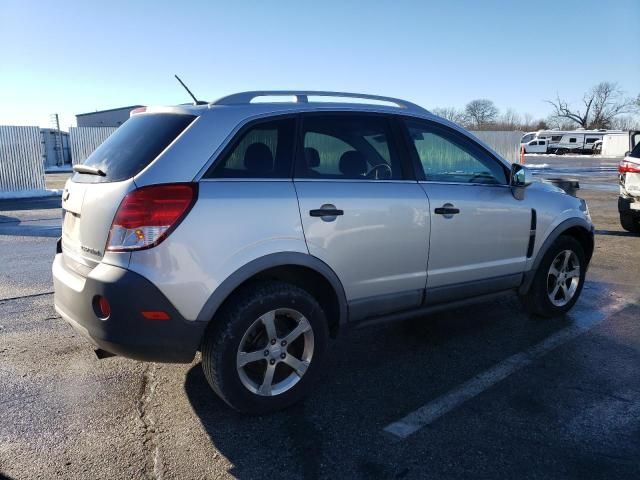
[{"x1": 1, "y1": 161, "x2": 639, "y2": 479}]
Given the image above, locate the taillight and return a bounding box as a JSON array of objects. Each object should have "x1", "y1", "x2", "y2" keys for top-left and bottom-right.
[
  {"x1": 106, "y1": 183, "x2": 197, "y2": 252},
  {"x1": 618, "y1": 159, "x2": 640, "y2": 174}
]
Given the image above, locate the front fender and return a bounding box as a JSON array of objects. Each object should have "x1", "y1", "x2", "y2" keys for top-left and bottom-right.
[{"x1": 519, "y1": 217, "x2": 594, "y2": 294}]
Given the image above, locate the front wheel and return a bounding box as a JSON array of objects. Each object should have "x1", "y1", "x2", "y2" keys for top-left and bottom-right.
[
  {"x1": 520, "y1": 235, "x2": 586, "y2": 317},
  {"x1": 201, "y1": 281, "x2": 329, "y2": 414}
]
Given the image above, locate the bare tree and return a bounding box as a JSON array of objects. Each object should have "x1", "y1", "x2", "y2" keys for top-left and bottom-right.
[
  {"x1": 545, "y1": 115, "x2": 576, "y2": 130},
  {"x1": 521, "y1": 113, "x2": 534, "y2": 129},
  {"x1": 465, "y1": 99, "x2": 499, "y2": 129},
  {"x1": 432, "y1": 107, "x2": 466, "y2": 125},
  {"x1": 547, "y1": 82, "x2": 635, "y2": 129},
  {"x1": 499, "y1": 108, "x2": 521, "y2": 130},
  {"x1": 611, "y1": 115, "x2": 640, "y2": 131}
]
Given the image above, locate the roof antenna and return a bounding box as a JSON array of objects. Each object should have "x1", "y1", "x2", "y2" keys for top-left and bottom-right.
[{"x1": 174, "y1": 74, "x2": 206, "y2": 105}]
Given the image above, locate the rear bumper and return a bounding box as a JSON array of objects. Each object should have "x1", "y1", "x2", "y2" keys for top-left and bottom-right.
[{"x1": 53, "y1": 253, "x2": 206, "y2": 363}]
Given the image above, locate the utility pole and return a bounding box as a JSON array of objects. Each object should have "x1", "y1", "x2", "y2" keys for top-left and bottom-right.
[{"x1": 49, "y1": 114, "x2": 64, "y2": 166}]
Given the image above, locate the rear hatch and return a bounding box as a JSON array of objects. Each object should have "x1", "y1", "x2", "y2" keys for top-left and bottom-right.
[{"x1": 61, "y1": 112, "x2": 196, "y2": 271}]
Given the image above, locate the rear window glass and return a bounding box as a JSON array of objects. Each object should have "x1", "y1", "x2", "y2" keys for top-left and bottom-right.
[
  {"x1": 72, "y1": 113, "x2": 195, "y2": 183},
  {"x1": 630, "y1": 142, "x2": 640, "y2": 159}
]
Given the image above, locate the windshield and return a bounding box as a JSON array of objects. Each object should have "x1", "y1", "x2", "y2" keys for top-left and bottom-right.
[
  {"x1": 73, "y1": 113, "x2": 195, "y2": 183},
  {"x1": 629, "y1": 142, "x2": 640, "y2": 159}
]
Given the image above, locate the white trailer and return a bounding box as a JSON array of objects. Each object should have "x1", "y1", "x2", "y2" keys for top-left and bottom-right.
[{"x1": 598, "y1": 131, "x2": 640, "y2": 156}]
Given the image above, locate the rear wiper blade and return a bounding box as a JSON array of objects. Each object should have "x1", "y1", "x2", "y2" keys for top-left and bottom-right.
[{"x1": 73, "y1": 165, "x2": 106, "y2": 176}]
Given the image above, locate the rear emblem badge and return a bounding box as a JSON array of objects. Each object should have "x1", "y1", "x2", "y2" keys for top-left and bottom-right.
[{"x1": 81, "y1": 245, "x2": 101, "y2": 256}]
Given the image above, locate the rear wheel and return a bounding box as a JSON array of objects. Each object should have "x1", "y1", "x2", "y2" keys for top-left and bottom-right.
[
  {"x1": 620, "y1": 212, "x2": 640, "y2": 234},
  {"x1": 555, "y1": 148, "x2": 567, "y2": 156},
  {"x1": 201, "y1": 281, "x2": 328, "y2": 414},
  {"x1": 521, "y1": 235, "x2": 586, "y2": 317}
]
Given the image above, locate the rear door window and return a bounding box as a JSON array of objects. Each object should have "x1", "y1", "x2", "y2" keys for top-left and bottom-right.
[
  {"x1": 73, "y1": 113, "x2": 195, "y2": 183},
  {"x1": 295, "y1": 114, "x2": 405, "y2": 180}
]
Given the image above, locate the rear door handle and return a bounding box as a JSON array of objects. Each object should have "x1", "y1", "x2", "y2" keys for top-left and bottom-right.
[
  {"x1": 434, "y1": 206, "x2": 460, "y2": 215},
  {"x1": 310, "y1": 208, "x2": 344, "y2": 217}
]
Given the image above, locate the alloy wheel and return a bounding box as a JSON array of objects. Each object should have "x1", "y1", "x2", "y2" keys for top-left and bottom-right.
[
  {"x1": 546, "y1": 249, "x2": 581, "y2": 307},
  {"x1": 236, "y1": 308, "x2": 314, "y2": 396}
]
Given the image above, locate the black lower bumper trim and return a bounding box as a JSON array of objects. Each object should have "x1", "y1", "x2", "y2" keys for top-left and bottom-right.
[{"x1": 53, "y1": 254, "x2": 207, "y2": 363}]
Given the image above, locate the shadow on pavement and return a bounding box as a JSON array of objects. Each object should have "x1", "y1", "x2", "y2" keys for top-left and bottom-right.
[
  {"x1": 596, "y1": 229, "x2": 638, "y2": 237},
  {"x1": 182, "y1": 290, "x2": 591, "y2": 479},
  {"x1": 0, "y1": 196, "x2": 61, "y2": 212}
]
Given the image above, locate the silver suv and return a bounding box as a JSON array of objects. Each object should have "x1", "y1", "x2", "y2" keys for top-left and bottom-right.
[{"x1": 53, "y1": 91, "x2": 594, "y2": 413}]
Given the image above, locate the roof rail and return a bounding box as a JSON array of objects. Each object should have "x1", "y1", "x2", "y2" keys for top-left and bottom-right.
[{"x1": 211, "y1": 91, "x2": 429, "y2": 114}]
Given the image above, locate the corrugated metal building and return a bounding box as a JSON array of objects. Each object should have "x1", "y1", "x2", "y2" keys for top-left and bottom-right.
[{"x1": 76, "y1": 105, "x2": 143, "y2": 127}]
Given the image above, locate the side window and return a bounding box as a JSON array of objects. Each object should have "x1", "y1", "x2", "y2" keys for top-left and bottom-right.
[
  {"x1": 205, "y1": 118, "x2": 295, "y2": 178},
  {"x1": 295, "y1": 115, "x2": 403, "y2": 180},
  {"x1": 551, "y1": 135, "x2": 562, "y2": 141},
  {"x1": 405, "y1": 120, "x2": 507, "y2": 185},
  {"x1": 586, "y1": 138, "x2": 597, "y2": 144},
  {"x1": 569, "y1": 137, "x2": 577, "y2": 143}
]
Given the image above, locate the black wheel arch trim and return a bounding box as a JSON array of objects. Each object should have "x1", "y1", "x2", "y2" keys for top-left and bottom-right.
[
  {"x1": 519, "y1": 217, "x2": 594, "y2": 295},
  {"x1": 195, "y1": 252, "x2": 349, "y2": 329}
]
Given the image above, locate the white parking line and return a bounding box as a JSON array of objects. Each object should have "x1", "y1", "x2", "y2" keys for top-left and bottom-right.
[{"x1": 383, "y1": 292, "x2": 633, "y2": 439}]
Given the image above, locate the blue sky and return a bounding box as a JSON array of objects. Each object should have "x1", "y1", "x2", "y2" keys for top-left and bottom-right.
[{"x1": 1, "y1": 0, "x2": 638, "y2": 129}]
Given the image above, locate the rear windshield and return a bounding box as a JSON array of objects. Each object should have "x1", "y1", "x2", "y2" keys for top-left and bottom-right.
[
  {"x1": 630, "y1": 142, "x2": 640, "y2": 159},
  {"x1": 72, "y1": 113, "x2": 195, "y2": 183}
]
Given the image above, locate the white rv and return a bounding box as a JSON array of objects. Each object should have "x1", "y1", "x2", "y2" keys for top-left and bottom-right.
[{"x1": 521, "y1": 129, "x2": 626, "y2": 155}]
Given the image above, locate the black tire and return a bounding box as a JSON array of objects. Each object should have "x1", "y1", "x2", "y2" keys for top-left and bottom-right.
[
  {"x1": 620, "y1": 212, "x2": 640, "y2": 234},
  {"x1": 555, "y1": 148, "x2": 567, "y2": 156},
  {"x1": 201, "y1": 281, "x2": 329, "y2": 414},
  {"x1": 520, "y1": 235, "x2": 586, "y2": 318}
]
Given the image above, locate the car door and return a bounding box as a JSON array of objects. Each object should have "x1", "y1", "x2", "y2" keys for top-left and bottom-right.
[
  {"x1": 402, "y1": 119, "x2": 531, "y2": 303},
  {"x1": 294, "y1": 113, "x2": 430, "y2": 321}
]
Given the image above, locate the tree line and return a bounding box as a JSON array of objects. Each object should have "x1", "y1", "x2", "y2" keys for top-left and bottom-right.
[{"x1": 432, "y1": 81, "x2": 640, "y2": 132}]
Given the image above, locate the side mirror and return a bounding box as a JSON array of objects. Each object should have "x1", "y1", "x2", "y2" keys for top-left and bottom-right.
[
  {"x1": 510, "y1": 164, "x2": 531, "y2": 200},
  {"x1": 510, "y1": 163, "x2": 532, "y2": 187}
]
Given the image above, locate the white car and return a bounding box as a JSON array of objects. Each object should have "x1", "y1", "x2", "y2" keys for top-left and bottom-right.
[{"x1": 618, "y1": 143, "x2": 640, "y2": 233}]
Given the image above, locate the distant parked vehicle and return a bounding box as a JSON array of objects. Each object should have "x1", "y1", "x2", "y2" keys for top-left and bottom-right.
[
  {"x1": 521, "y1": 129, "x2": 626, "y2": 155},
  {"x1": 594, "y1": 131, "x2": 640, "y2": 157},
  {"x1": 522, "y1": 138, "x2": 548, "y2": 154},
  {"x1": 618, "y1": 142, "x2": 640, "y2": 234}
]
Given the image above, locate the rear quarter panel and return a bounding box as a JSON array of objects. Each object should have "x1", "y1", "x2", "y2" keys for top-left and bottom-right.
[{"x1": 126, "y1": 181, "x2": 308, "y2": 321}]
